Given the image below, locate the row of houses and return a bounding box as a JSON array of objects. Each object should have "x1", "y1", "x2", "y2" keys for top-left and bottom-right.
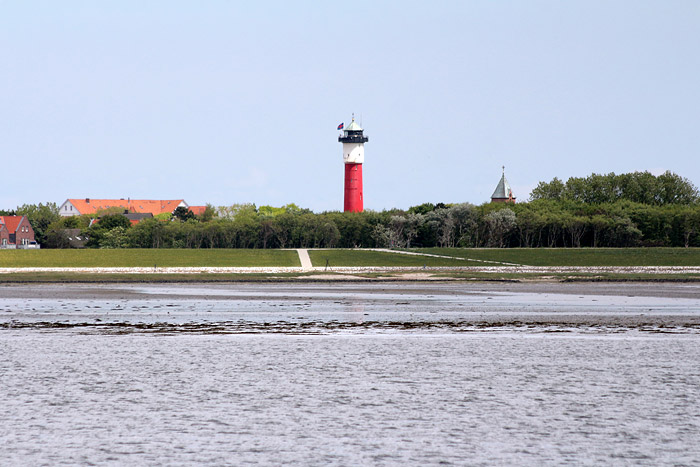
[
  {"x1": 59, "y1": 198, "x2": 207, "y2": 218},
  {"x1": 1, "y1": 198, "x2": 206, "y2": 249}
]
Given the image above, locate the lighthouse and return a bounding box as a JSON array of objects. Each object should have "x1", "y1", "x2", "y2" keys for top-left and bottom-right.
[{"x1": 338, "y1": 117, "x2": 368, "y2": 212}]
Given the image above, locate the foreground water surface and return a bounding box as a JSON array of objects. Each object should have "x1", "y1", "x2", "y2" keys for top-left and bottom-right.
[{"x1": 2, "y1": 282, "x2": 699, "y2": 465}]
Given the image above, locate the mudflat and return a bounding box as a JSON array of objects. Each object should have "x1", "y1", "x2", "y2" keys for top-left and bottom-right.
[
  {"x1": 1, "y1": 282, "x2": 699, "y2": 332},
  {"x1": 0, "y1": 280, "x2": 699, "y2": 300}
]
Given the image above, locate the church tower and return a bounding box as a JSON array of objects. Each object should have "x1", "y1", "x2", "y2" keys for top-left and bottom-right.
[{"x1": 491, "y1": 166, "x2": 516, "y2": 203}]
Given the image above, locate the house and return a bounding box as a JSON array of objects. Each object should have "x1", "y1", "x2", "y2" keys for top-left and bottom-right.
[
  {"x1": 0, "y1": 216, "x2": 39, "y2": 249},
  {"x1": 491, "y1": 167, "x2": 516, "y2": 204},
  {"x1": 59, "y1": 198, "x2": 189, "y2": 217},
  {"x1": 188, "y1": 206, "x2": 208, "y2": 216}
]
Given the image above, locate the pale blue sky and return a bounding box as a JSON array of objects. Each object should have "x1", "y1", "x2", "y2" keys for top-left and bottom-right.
[{"x1": 2, "y1": 1, "x2": 698, "y2": 211}]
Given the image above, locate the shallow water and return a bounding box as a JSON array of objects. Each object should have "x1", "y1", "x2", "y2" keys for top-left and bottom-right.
[{"x1": 2, "y1": 283, "x2": 700, "y2": 465}]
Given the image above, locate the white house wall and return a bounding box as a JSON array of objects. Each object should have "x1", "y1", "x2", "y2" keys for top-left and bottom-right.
[{"x1": 59, "y1": 200, "x2": 80, "y2": 217}]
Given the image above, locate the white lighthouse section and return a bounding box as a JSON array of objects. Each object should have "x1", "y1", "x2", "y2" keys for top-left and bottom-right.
[
  {"x1": 343, "y1": 142, "x2": 364, "y2": 164},
  {"x1": 342, "y1": 119, "x2": 365, "y2": 164}
]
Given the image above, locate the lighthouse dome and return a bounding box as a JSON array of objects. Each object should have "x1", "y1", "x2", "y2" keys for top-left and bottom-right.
[
  {"x1": 338, "y1": 117, "x2": 368, "y2": 144},
  {"x1": 345, "y1": 119, "x2": 363, "y2": 132}
]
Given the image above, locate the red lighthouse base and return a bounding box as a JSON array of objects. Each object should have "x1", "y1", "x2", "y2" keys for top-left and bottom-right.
[{"x1": 344, "y1": 163, "x2": 363, "y2": 212}]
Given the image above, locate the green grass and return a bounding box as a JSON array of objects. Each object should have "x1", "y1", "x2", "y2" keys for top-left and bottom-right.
[
  {"x1": 308, "y1": 250, "x2": 468, "y2": 267},
  {"x1": 411, "y1": 248, "x2": 700, "y2": 266},
  {"x1": 2, "y1": 247, "x2": 699, "y2": 270},
  {"x1": 0, "y1": 249, "x2": 300, "y2": 268}
]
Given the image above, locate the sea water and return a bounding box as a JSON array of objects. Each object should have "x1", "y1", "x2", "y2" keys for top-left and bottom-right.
[{"x1": 1, "y1": 283, "x2": 699, "y2": 465}]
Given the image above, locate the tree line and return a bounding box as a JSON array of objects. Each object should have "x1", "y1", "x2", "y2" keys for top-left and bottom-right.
[{"x1": 5, "y1": 171, "x2": 700, "y2": 249}]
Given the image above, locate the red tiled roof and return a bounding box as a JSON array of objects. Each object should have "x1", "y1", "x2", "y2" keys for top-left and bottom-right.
[
  {"x1": 0, "y1": 216, "x2": 24, "y2": 233},
  {"x1": 188, "y1": 206, "x2": 207, "y2": 216},
  {"x1": 68, "y1": 199, "x2": 185, "y2": 216}
]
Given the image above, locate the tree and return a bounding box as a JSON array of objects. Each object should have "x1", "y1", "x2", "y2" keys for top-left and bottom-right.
[
  {"x1": 16, "y1": 203, "x2": 61, "y2": 246},
  {"x1": 589, "y1": 215, "x2": 611, "y2": 248},
  {"x1": 316, "y1": 221, "x2": 340, "y2": 248},
  {"x1": 563, "y1": 214, "x2": 587, "y2": 248},
  {"x1": 529, "y1": 171, "x2": 699, "y2": 206},
  {"x1": 675, "y1": 208, "x2": 700, "y2": 248},
  {"x1": 126, "y1": 218, "x2": 162, "y2": 248},
  {"x1": 450, "y1": 203, "x2": 479, "y2": 247},
  {"x1": 217, "y1": 203, "x2": 257, "y2": 219},
  {"x1": 657, "y1": 171, "x2": 699, "y2": 205},
  {"x1": 408, "y1": 203, "x2": 435, "y2": 215},
  {"x1": 95, "y1": 206, "x2": 129, "y2": 217},
  {"x1": 514, "y1": 207, "x2": 543, "y2": 247},
  {"x1": 173, "y1": 206, "x2": 196, "y2": 222},
  {"x1": 98, "y1": 214, "x2": 131, "y2": 230},
  {"x1": 271, "y1": 212, "x2": 297, "y2": 248},
  {"x1": 425, "y1": 208, "x2": 453, "y2": 247},
  {"x1": 485, "y1": 208, "x2": 517, "y2": 247},
  {"x1": 43, "y1": 229, "x2": 73, "y2": 249},
  {"x1": 371, "y1": 224, "x2": 393, "y2": 248},
  {"x1": 387, "y1": 213, "x2": 423, "y2": 248},
  {"x1": 529, "y1": 178, "x2": 565, "y2": 201},
  {"x1": 100, "y1": 226, "x2": 129, "y2": 249},
  {"x1": 608, "y1": 216, "x2": 642, "y2": 247},
  {"x1": 86, "y1": 214, "x2": 131, "y2": 247},
  {"x1": 197, "y1": 204, "x2": 216, "y2": 222}
]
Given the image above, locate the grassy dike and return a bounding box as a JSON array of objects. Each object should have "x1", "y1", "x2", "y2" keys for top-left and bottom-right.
[
  {"x1": 412, "y1": 247, "x2": 700, "y2": 266},
  {"x1": 308, "y1": 250, "x2": 469, "y2": 267},
  {"x1": 1, "y1": 248, "x2": 700, "y2": 282},
  {"x1": 0, "y1": 249, "x2": 300, "y2": 268}
]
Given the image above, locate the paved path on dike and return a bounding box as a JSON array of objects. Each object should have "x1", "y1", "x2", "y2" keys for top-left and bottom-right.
[{"x1": 296, "y1": 249, "x2": 313, "y2": 271}]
